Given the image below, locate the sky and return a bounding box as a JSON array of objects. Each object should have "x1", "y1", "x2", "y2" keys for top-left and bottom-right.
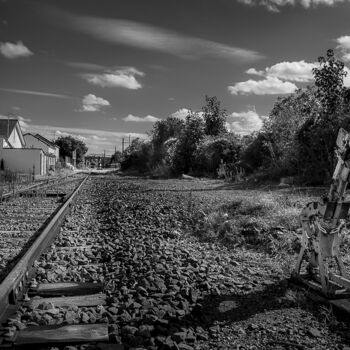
[{"x1": 1, "y1": 0, "x2": 350, "y2": 154}]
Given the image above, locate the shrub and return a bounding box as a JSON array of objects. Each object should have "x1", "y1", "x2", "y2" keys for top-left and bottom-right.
[{"x1": 120, "y1": 138, "x2": 153, "y2": 173}]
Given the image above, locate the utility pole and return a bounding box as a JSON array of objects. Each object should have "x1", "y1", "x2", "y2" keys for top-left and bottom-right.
[
  {"x1": 122, "y1": 138, "x2": 125, "y2": 153},
  {"x1": 129, "y1": 135, "x2": 131, "y2": 147}
]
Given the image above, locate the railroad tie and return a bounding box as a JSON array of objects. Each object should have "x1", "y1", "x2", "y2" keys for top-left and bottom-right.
[
  {"x1": 15, "y1": 324, "x2": 111, "y2": 346},
  {"x1": 29, "y1": 281, "x2": 104, "y2": 297},
  {"x1": 13, "y1": 282, "x2": 110, "y2": 347}
]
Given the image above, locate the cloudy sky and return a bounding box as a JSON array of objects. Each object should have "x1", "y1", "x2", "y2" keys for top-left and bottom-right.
[{"x1": 1, "y1": 0, "x2": 350, "y2": 154}]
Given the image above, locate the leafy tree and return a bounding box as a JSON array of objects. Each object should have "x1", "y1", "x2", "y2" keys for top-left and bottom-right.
[
  {"x1": 193, "y1": 134, "x2": 243, "y2": 175},
  {"x1": 202, "y1": 95, "x2": 227, "y2": 136},
  {"x1": 150, "y1": 116, "x2": 185, "y2": 164},
  {"x1": 239, "y1": 133, "x2": 270, "y2": 173},
  {"x1": 313, "y1": 49, "x2": 348, "y2": 117},
  {"x1": 264, "y1": 87, "x2": 321, "y2": 175},
  {"x1": 293, "y1": 49, "x2": 350, "y2": 184},
  {"x1": 54, "y1": 136, "x2": 88, "y2": 165},
  {"x1": 173, "y1": 113, "x2": 205, "y2": 173}
]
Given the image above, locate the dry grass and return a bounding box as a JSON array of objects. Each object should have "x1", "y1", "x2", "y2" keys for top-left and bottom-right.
[
  {"x1": 186, "y1": 188, "x2": 307, "y2": 252},
  {"x1": 140, "y1": 178, "x2": 331, "y2": 270}
]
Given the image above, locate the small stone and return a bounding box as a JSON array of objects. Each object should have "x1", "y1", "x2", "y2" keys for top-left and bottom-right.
[
  {"x1": 81, "y1": 312, "x2": 90, "y2": 323},
  {"x1": 138, "y1": 324, "x2": 154, "y2": 337},
  {"x1": 123, "y1": 325, "x2": 138, "y2": 335},
  {"x1": 308, "y1": 327, "x2": 322, "y2": 338},
  {"x1": 45, "y1": 308, "x2": 60, "y2": 316},
  {"x1": 108, "y1": 306, "x2": 118, "y2": 315}
]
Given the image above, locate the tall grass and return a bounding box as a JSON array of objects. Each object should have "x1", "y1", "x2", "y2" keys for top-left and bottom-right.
[{"x1": 187, "y1": 190, "x2": 305, "y2": 258}]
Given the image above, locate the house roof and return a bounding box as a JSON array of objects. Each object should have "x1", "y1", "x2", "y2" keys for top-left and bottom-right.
[
  {"x1": 24, "y1": 133, "x2": 59, "y2": 149},
  {"x1": 0, "y1": 119, "x2": 26, "y2": 147},
  {"x1": 0, "y1": 119, "x2": 18, "y2": 139}
]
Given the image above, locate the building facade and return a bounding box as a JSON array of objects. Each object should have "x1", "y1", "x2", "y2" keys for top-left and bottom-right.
[
  {"x1": 24, "y1": 133, "x2": 60, "y2": 171},
  {"x1": 0, "y1": 119, "x2": 51, "y2": 176}
]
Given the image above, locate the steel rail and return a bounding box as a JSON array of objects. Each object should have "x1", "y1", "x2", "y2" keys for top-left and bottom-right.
[
  {"x1": 1, "y1": 173, "x2": 81, "y2": 200},
  {"x1": 0, "y1": 175, "x2": 89, "y2": 321}
]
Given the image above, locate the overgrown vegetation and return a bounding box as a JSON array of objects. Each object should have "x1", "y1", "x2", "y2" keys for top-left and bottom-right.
[{"x1": 121, "y1": 49, "x2": 350, "y2": 185}]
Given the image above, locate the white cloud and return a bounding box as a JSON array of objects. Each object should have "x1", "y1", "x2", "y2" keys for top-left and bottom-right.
[
  {"x1": 79, "y1": 94, "x2": 110, "y2": 112},
  {"x1": 82, "y1": 67, "x2": 144, "y2": 89},
  {"x1": 337, "y1": 36, "x2": 350, "y2": 50},
  {"x1": 0, "y1": 41, "x2": 33, "y2": 59},
  {"x1": 92, "y1": 135, "x2": 107, "y2": 141},
  {"x1": 123, "y1": 114, "x2": 160, "y2": 122},
  {"x1": 62, "y1": 13, "x2": 263, "y2": 62},
  {"x1": 17, "y1": 116, "x2": 32, "y2": 129},
  {"x1": 226, "y1": 109, "x2": 265, "y2": 135},
  {"x1": 228, "y1": 77, "x2": 297, "y2": 95},
  {"x1": 246, "y1": 60, "x2": 317, "y2": 82},
  {"x1": 170, "y1": 108, "x2": 192, "y2": 120},
  {"x1": 0, "y1": 88, "x2": 73, "y2": 99},
  {"x1": 336, "y1": 36, "x2": 350, "y2": 62},
  {"x1": 238, "y1": 0, "x2": 346, "y2": 12}
]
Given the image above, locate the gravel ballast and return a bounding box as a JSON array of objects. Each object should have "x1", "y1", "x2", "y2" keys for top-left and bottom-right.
[{"x1": 5, "y1": 175, "x2": 350, "y2": 350}]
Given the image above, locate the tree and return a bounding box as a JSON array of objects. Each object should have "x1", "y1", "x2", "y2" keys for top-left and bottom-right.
[
  {"x1": 202, "y1": 95, "x2": 227, "y2": 136},
  {"x1": 294, "y1": 49, "x2": 350, "y2": 184},
  {"x1": 54, "y1": 136, "x2": 88, "y2": 165},
  {"x1": 150, "y1": 116, "x2": 185, "y2": 164},
  {"x1": 239, "y1": 133, "x2": 270, "y2": 173},
  {"x1": 193, "y1": 134, "x2": 243, "y2": 175},
  {"x1": 173, "y1": 113, "x2": 205, "y2": 173},
  {"x1": 312, "y1": 49, "x2": 348, "y2": 117},
  {"x1": 264, "y1": 87, "x2": 321, "y2": 175},
  {"x1": 120, "y1": 138, "x2": 152, "y2": 172}
]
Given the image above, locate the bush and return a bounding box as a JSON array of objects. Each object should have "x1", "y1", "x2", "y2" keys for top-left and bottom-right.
[
  {"x1": 192, "y1": 134, "x2": 243, "y2": 176},
  {"x1": 120, "y1": 139, "x2": 153, "y2": 173}
]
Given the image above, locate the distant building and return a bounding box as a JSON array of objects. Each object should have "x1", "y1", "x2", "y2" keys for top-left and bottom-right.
[
  {"x1": 0, "y1": 119, "x2": 47, "y2": 176},
  {"x1": 24, "y1": 133, "x2": 60, "y2": 171}
]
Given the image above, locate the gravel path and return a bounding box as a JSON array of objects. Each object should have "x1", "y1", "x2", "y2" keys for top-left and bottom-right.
[{"x1": 5, "y1": 175, "x2": 350, "y2": 350}]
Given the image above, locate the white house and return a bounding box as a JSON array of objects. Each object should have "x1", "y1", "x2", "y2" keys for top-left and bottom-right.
[
  {"x1": 0, "y1": 119, "x2": 47, "y2": 176},
  {"x1": 24, "y1": 133, "x2": 59, "y2": 171}
]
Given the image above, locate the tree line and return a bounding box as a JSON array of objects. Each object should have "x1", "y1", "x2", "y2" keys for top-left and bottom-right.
[{"x1": 120, "y1": 49, "x2": 350, "y2": 185}]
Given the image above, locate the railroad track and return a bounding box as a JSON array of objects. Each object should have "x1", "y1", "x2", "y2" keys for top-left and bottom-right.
[
  {"x1": 0, "y1": 178, "x2": 123, "y2": 349},
  {"x1": 0, "y1": 174, "x2": 104, "y2": 346},
  {"x1": 1, "y1": 173, "x2": 87, "y2": 200},
  {"x1": 0, "y1": 175, "x2": 87, "y2": 281}
]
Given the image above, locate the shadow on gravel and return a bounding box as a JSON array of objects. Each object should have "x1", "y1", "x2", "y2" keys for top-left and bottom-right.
[
  {"x1": 161, "y1": 279, "x2": 309, "y2": 340},
  {"x1": 185, "y1": 279, "x2": 292, "y2": 327}
]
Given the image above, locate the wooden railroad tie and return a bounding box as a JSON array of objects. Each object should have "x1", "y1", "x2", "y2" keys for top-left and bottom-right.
[
  {"x1": 29, "y1": 282, "x2": 104, "y2": 297},
  {"x1": 15, "y1": 324, "x2": 110, "y2": 345},
  {"x1": 11, "y1": 282, "x2": 113, "y2": 347}
]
